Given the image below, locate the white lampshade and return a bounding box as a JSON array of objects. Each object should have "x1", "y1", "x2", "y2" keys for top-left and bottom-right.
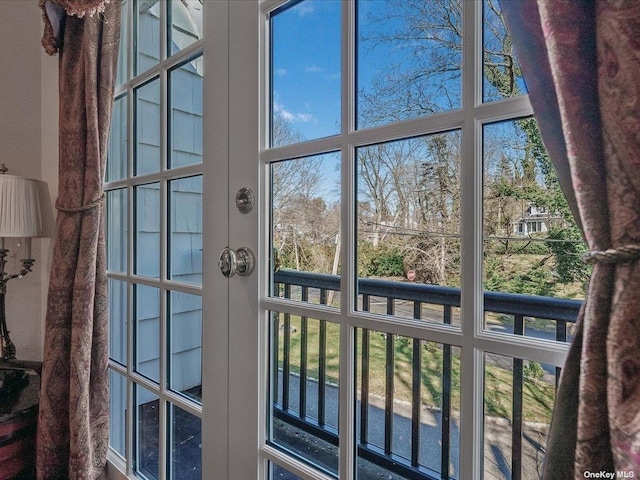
[{"x1": 0, "y1": 174, "x2": 55, "y2": 239}]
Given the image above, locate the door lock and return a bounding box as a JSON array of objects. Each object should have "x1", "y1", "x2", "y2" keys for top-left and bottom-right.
[
  {"x1": 218, "y1": 247, "x2": 255, "y2": 277},
  {"x1": 235, "y1": 187, "x2": 255, "y2": 213}
]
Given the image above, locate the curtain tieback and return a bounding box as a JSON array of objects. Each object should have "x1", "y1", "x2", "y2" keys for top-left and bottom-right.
[
  {"x1": 582, "y1": 244, "x2": 640, "y2": 265},
  {"x1": 56, "y1": 193, "x2": 105, "y2": 213}
]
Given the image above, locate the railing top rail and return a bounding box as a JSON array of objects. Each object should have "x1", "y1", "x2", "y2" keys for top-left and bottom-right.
[{"x1": 273, "y1": 269, "x2": 582, "y2": 323}]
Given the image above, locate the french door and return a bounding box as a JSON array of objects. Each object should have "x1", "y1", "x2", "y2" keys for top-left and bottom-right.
[
  {"x1": 106, "y1": 1, "x2": 261, "y2": 479},
  {"x1": 108, "y1": 1, "x2": 575, "y2": 479}
]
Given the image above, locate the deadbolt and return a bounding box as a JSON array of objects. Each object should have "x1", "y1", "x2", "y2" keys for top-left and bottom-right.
[{"x1": 235, "y1": 187, "x2": 255, "y2": 213}]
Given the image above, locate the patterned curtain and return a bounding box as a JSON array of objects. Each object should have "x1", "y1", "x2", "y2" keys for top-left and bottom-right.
[
  {"x1": 501, "y1": 1, "x2": 640, "y2": 478},
  {"x1": 37, "y1": 1, "x2": 121, "y2": 478}
]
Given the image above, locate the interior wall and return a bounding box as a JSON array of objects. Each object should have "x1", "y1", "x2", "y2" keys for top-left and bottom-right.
[{"x1": 0, "y1": 1, "x2": 58, "y2": 361}]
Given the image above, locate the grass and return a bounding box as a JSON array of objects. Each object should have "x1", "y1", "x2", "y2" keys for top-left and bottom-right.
[{"x1": 276, "y1": 315, "x2": 555, "y2": 424}]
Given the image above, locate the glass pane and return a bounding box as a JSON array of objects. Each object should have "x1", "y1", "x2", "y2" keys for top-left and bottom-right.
[
  {"x1": 356, "y1": 132, "x2": 462, "y2": 325},
  {"x1": 108, "y1": 95, "x2": 128, "y2": 182},
  {"x1": 356, "y1": 330, "x2": 460, "y2": 479},
  {"x1": 135, "y1": 284, "x2": 160, "y2": 383},
  {"x1": 484, "y1": 353, "x2": 556, "y2": 480},
  {"x1": 169, "y1": 57, "x2": 203, "y2": 168},
  {"x1": 270, "y1": 0, "x2": 341, "y2": 147},
  {"x1": 482, "y1": 119, "x2": 586, "y2": 342},
  {"x1": 270, "y1": 153, "x2": 341, "y2": 307},
  {"x1": 136, "y1": 0, "x2": 161, "y2": 74},
  {"x1": 169, "y1": 291, "x2": 202, "y2": 403},
  {"x1": 134, "y1": 384, "x2": 159, "y2": 480},
  {"x1": 169, "y1": 0, "x2": 203, "y2": 55},
  {"x1": 116, "y1": 0, "x2": 129, "y2": 86},
  {"x1": 135, "y1": 182, "x2": 161, "y2": 278},
  {"x1": 169, "y1": 176, "x2": 203, "y2": 284},
  {"x1": 357, "y1": 0, "x2": 462, "y2": 129},
  {"x1": 109, "y1": 370, "x2": 127, "y2": 459},
  {"x1": 482, "y1": 0, "x2": 527, "y2": 102},
  {"x1": 107, "y1": 188, "x2": 128, "y2": 272},
  {"x1": 135, "y1": 79, "x2": 161, "y2": 176},
  {"x1": 270, "y1": 463, "x2": 304, "y2": 480},
  {"x1": 170, "y1": 404, "x2": 202, "y2": 479},
  {"x1": 270, "y1": 312, "x2": 340, "y2": 476},
  {"x1": 109, "y1": 279, "x2": 128, "y2": 366}
]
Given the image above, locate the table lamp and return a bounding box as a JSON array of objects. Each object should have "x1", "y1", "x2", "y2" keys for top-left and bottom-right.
[{"x1": 0, "y1": 164, "x2": 54, "y2": 361}]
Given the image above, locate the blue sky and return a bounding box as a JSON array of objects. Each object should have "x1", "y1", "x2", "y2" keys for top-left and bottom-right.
[{"x1": 271, "y1": 0, "x2": 342, "y2": 142}]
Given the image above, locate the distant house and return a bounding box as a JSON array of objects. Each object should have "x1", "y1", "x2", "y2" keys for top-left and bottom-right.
[{"x1": 513, "y1": 204, "x2": 563, "y2": 236}]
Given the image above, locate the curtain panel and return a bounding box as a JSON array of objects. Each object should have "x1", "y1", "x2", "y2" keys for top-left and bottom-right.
[
  {"x1": 502, "y1": 0, "x2": 640, "y2": 478},
  {"x1": 37, "y1": 1, "x2": 121, "y2": 478}
]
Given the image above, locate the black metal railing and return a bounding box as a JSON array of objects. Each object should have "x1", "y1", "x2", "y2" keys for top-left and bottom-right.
[{"x1": 272, "y1": 270, "x2": 582, "y2": 480}]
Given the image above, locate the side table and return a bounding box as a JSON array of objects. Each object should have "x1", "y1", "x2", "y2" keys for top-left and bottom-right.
[{"x1": 0, "y1": 361, "x2": 41, "y2": 480}]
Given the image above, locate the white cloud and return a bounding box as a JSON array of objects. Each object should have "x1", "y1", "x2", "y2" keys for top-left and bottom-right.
[
  {"x1": 275, "y1": 68, "x2": 287, "y2": 76},
  {"x1": 296, "y1": 2, "x2": 315, "y2": 17},
  {"x1": 274, "y1": 101, "x2": 313, "y2": 123},
  {"x1": 305, "y1": 65, "x2": 323, "y2": 73}
]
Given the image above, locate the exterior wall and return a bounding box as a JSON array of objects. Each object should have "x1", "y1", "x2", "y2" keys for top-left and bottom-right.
[{"x1": 0, "y1": 1, "x2": 58, "y2": 362}]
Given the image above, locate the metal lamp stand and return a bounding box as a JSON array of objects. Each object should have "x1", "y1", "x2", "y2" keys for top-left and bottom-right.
[{"x1": 0, "y1": 248, "x2": 35, "y2": 361}]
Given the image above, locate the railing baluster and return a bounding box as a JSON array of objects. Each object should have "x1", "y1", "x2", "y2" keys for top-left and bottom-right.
[
  {"x1": 360, "y1": 328, "x2": 370, "y2": 445},
  {"x1": 556, "y1": 320, "x2": 567, "y2": 343},
  {"x1": 320, "y1": 287, "x2": 328, "y2": 306},
  {"x1": 411, "y1": 337, "x2": 421, "y2": 467},
  {"x1": 300, "y1": 286, "x2": 309, "y2": 419},
  {"x1": 319, "y1": 318, "x2": 327, "y2": 427},
  {"x1": 273, "y1": 311, "x2": 280, "y2": 406},
  {"x1": 441, "y1": 306, "x2": 452, "y2": 479},
  {"x1": 512, "y1": 314, "x2": 524, "y2": 480},
  {"x1": 385, "y1": 332, "x2": 395, "y2": 456},
  {"x1": 385, "y1": 294, "x2": 396, "y2": 457},
  {"x1": 411, "y1": 302, "x2": 422, "y2": 467},
  {"x1": 282, "y1": 284, "x2": 292, "y2": 411}
]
